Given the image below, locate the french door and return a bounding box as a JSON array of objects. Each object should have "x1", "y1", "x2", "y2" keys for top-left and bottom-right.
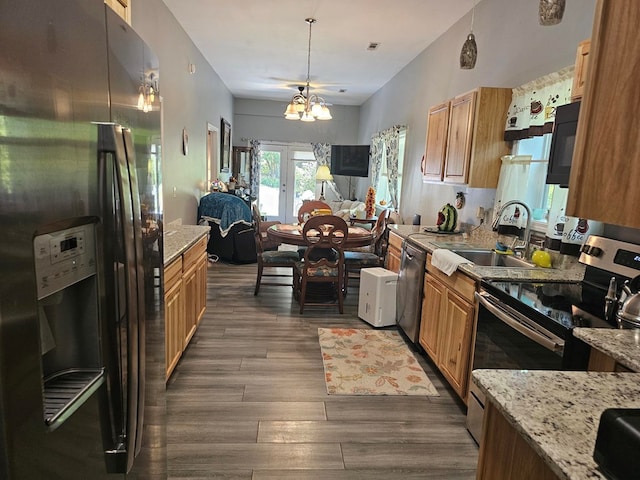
[{"x1": 258, "y1": 144, "x2": 317, "y2": 223}]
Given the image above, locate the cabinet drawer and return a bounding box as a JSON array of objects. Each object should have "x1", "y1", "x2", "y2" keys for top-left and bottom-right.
[
  {"x1": 388, "y1": 231, "x2": 403, "y2": 251},
  {"x1": 426, "y1": 254, "x2": 476, "y2": 302},
  {"x1": 164, "y1": 257, "x2": 183, "y2": 291},
  {"x1": 183, "y1": 235, "x2": 207, "y2": 271}
]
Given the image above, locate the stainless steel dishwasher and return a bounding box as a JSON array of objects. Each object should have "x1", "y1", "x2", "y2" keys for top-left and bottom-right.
[{"x1": 396, "y1": 241, "x2": 426, "y2": 345}]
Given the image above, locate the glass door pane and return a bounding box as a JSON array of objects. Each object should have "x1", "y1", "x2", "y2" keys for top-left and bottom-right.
[
  {"x1": 259, "y1": 144, "x2": 317, "y2": 223},
  {"x1": 258, "y1": 146, "x2": 285, "y2": 221},
  {"x1": 286, "y1": 149, "x2": 316, "y2": 224}
]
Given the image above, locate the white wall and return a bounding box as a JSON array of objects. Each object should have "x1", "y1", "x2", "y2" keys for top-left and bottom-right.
[
  {"x1": 358, "y1": 0, "x2": 596, "y2": 225},
  {"x1": 132, "y1": 0, "x2": 234, "y2": 225}
]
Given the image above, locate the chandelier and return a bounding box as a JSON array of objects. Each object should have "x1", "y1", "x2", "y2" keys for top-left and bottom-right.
[{"x1": 284, "y1": 18, "x2": 332, "y2": 122}]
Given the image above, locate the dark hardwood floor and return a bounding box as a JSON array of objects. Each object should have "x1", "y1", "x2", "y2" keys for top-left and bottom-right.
[{"x1": 166, "y1": 260, "x2": 478, "y2": 479}]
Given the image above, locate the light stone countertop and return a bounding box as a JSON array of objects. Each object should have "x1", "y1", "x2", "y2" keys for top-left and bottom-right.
[
  {"x1": 387, "y1": 224, "x2": 585, "y2": 282},
  {"x1": 163, "y1": 224, "x2": 210, "y2": 265},
  {"x1": 472, "y1": 369, "x2": 640, "y2": 480},
  {"x1": 573, "y1": 328, "x2": 640, "y2": 372}
]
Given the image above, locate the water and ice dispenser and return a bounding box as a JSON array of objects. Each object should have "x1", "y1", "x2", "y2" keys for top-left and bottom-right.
[{"x1": 33, "y1": 219, "x2": 105, "y2": 430}]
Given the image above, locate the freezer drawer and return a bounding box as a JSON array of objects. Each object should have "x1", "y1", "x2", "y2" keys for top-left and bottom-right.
[{"x1": 358, "y1": 267, "x2": 398, "y2": 327}]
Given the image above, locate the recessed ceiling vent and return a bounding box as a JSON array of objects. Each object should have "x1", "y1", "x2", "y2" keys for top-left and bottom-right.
[{"x1": 367, "y1": 42, "x2": 380, "y2": 51}]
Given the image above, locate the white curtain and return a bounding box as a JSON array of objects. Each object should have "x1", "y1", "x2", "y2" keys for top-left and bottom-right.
[
  {"x1": 249, "y1": 139, "x2": 260, "y2": 199},
  {"x1": 370, "y1": 124, "x2": 405, "y2": 209},
  {"x1": 494, "y1": 155, "x2": 550, "y2": 229},
  {"x1": 504, "y1": 65, "x2": 574, "y2": 141}
]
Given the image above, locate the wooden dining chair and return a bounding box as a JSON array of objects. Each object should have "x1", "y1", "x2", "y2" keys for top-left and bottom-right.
[
  {"x1": 252, "y1": 204, "x2": 299, "y2": 295},
  {"x1": 344, "y1": 210, "x2": 389, "y2": 287},
  {"x1": 293, "y1": 215, "x2": 348, "y2": 314},
  {"x1": 297, "y1": 200, "x2": 331, "y2": 224}
]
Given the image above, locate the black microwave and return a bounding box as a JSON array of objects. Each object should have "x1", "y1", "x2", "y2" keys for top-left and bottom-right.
[{"x1": 546, "y1": 101, "x2": 580, "y2": 187}]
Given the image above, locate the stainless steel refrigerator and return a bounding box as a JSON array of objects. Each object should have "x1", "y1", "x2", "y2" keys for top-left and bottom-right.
[{"x1": 0, "y1": 1, "x2": 165, "y2": 478}]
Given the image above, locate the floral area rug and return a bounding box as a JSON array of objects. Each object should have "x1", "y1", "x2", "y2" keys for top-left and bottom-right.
[{"x1": 318, "y1": 328, "x2": 439, "y2": 396}]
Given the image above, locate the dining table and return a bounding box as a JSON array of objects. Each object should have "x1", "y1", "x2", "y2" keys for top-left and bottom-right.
[{"x1": 266, "y1": 222, "x2": 375, "y2": 248}]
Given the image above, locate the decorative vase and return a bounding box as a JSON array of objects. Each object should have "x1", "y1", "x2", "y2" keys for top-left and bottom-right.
[
  {"x1": 459, "y1": 33, "x2": 477, "y2": 70},
  {"x1": 365, "y1": 186, "x2": 376, "y2": 218},
  {"x1": 539, "y1": 0, "x2": 565, "y2": 26}
]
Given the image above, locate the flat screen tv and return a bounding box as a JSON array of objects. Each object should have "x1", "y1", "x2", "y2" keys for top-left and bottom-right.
[{"x1": 330, "y1": 145, "x2": 370, "y2": 177}]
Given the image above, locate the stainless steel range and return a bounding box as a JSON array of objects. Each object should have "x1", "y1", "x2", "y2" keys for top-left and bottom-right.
[{"x1": 466, "y1": 235, "x2": 640, "y2": 444}]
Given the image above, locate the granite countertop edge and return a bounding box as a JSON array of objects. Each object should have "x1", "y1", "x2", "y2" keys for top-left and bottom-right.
[
  {"x1": 472, "y1": 369, "x2": 640, "y2": 480},
  {"x1": 573, "y1": 328, "x2": 640, "y2": 372},
  {"x1": 387, "y1": 224, "x2": 585, "y2": 282},
  {"x1": 163, "y1": 224, "x2": 210, "y2": 265}
]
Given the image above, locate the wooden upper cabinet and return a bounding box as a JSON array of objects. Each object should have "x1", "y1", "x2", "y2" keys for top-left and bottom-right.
[
  {"x1": 422, "y1": 101, "x2": 451, "y2": 182},
  {"x1": 571, "y1": 39, "x2": 590, "y2": 101},
  {"x1": 104, "y1": 0, "x2": 131, "y2": 24},
  {"x1": 567, "y1": 0, "x2": 640, "y2": 229},
  {"x1": 422, "y1": 87, "x2": 511, "y2": 187},
  {"x1": 444, "y1": 92, "x2": 475, "y2": 184}
]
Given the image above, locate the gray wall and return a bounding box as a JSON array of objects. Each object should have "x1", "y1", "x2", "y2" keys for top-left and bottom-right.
[
  {"x1": 358, "y1": 0, "x2": 597, "y2": 226},
  {"x1": 233, "y1": 98, "x2": 360, "y2": 146},
  {"x1": 132, "y1": 0, "x2": 234, "y2": 225}
]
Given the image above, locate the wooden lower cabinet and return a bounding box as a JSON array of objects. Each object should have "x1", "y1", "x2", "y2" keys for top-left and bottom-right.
[
  {"x1": 419, "y1": 254, "x2": 475, "y2": 400},
  {"x1": 420, "y1": 275, "x2": 444, "y2": 360},
  {"x1": 477, "y1": 402, "x2": 559, "y2": 480},
  {"x1": 164, "y1": 235, "x2": 208, "y2": 380},
  {"x1": 386, "y1": 231, "x2": 403, "y2": 273},
  {"x1": 587, "y1": 347, "x2": 634, "y2": 372},
  {"x1": 195, "y1": 250, "x2": 207, "y2": 324},
  {"x1": 439, "y1": 288, "x2": 474, "y2": 394},
  {"x1": 182, "y1": 262, "x2": 198, "y2": 348},
  {"x1": 164, "y1": 257, "x2": 184, "y2": 379}
]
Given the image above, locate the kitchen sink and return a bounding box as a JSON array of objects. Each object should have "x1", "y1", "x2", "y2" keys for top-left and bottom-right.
[{"x1": 450, "y1": 249, "x2": 536, "y2": 268}]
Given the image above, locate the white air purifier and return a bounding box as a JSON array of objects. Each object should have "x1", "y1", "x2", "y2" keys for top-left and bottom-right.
[{"x1": 358, "y1": 267, "x2": 398, "y2": 327}]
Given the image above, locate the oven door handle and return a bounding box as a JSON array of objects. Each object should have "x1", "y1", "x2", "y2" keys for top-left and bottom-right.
[{"x1": 475, "y1": 291, "x2": 564, "y2": 352}]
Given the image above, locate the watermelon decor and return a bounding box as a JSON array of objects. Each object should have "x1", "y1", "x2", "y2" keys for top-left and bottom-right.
[{"x1": 436, "y1": 203, "x2": 458, "y2": 232}]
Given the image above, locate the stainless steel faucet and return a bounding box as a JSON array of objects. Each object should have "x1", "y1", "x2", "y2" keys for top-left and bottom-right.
[{"x1": 492, "y1": 200, "x2": 532, "y2": 259}]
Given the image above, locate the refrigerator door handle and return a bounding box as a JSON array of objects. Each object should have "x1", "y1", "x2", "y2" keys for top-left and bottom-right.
[
  {"x1": 96, "y1": 123, "x2": 143, "y2": 473},
  {"x1": 121, "y1": 127, "x2": 147, "y2": 458}
]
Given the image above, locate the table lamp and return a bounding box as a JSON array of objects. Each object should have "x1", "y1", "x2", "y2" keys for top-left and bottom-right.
[{"x1": 315, "y1": 165, "x2": 333, "y2": 200}]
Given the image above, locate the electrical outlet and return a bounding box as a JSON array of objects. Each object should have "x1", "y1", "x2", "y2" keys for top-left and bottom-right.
[{"x1": 476, "y1": 207, "x2": 485, "y2": 219}]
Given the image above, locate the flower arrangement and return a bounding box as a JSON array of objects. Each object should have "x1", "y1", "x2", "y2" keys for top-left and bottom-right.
[{"x1": 365, "y1": 186, "x2": 376, "y2": 218}]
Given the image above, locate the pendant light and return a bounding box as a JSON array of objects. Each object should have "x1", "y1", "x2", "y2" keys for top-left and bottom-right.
[
  {"x1": 283, "y1": 18, "x2": 332, "y2": 122},
  {"x1": 460, "y1": 1, "x2": 478, "y2": 70},
  {"x1": 539, "y1": 0, "x2": 566, "y2": 26}
]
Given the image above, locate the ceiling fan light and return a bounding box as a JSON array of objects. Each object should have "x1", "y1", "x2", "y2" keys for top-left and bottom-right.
[
  {"x1": 317, "y1": 105, "x2": 332, "y2": 120},
  {"x1": 310, "y1": 103, "x2": 323, "y2": 117},
  {"x1": 294, "y1": 102, "x2": 306, "y2": 113},
  {"x1": 284, "y1": 103, "x2": 299, "y2": 119},
  {"x1": 300, "y1": 111, "x2": 316, "y2": 122}
]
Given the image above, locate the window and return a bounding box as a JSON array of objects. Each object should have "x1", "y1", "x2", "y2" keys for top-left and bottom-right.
[
  {"x1": 375, "y1": 128, "x2": 406, "y2": 209},
  {"x1": 511, "y1": 133, "x2": 565, "y2": 232}
]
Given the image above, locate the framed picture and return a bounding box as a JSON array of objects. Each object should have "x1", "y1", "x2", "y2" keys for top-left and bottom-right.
[{"x1": 220, "y1": 118, "x2": 231, "y2": 171}]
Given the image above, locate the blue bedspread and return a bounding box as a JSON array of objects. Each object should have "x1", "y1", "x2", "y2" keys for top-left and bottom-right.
[{"x1": 198, "y1": 192, "x2": 252, "y2": 237}]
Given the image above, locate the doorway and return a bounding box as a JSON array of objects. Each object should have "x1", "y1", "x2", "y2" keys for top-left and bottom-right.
[
  {"x1": 258, "y1": 144, "x2": 317, "y2": 223},
  {"x1": 206, "y1": 123, "x2": 219, "y2": 190}
]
